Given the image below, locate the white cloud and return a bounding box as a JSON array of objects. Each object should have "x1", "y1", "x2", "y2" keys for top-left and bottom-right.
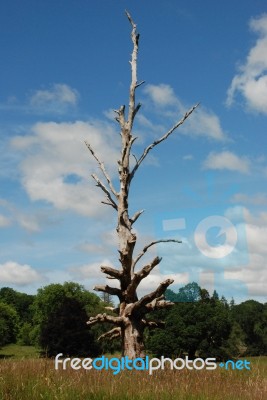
[
  {"x1": 0, "y1": 198, "x2": 58, "y2": 233},
  {"x1": 244, "y1": 208, "x2": 267, "y2": 227},
  {"x1": 68, "y1": 259, "x2": 119, "y2": 293},
  {"x1": 143, "y1": 84, "x2": 178, "y2": 106},
  {"x1": 182, "y1": 107, "x2": 226, "y2": 141},
  {"x1": 11, "y1": 120, "x2": 120, "y2": 217},
  {"x1": 225, "y1": 251, "x2": 267, "y2": 298},
  {"x1": 245, "y1": 223, "x2": 267, "y2": 255},
  {"x1": 30, "y1": 83, "x2": 78, "y2": 110},
  {"x1": 70, "y1": 259, "x2": 115, "y2": 280},
  {"x1": 0, "y1": 84, "x2": 79, "y2": 115},
  {"x1": 227, "y1": 13, "x2": 267, "y2": 114},
  {"x1": 143, "y1": 84, "x2": 227, "y2": 141},
  {"x1": 78, "y1": 228, "x2": 118, "y2": 255},
  {"x1": 0, "y1": 214, "x2": 11, "y2": 227},
  {"x1": 203, "y1": 151, "x2": 250, "y2": 174},
  {"x1": 137, "y1": 268, "x2": 189, "y2": 298},
  {"x1": 17, "y1": 214, "x2": 41, "y2": 233},
  {"x1": 0, "y1": 261, "x2": 43, "y2": 286}
]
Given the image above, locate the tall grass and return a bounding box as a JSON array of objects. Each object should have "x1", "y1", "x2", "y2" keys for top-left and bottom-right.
[{"x1": 0, "y1": 357, "x2": 266, "y2": 400}]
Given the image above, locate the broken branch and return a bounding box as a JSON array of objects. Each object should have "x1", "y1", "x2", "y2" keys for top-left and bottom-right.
[
  {"x1": 91, "y1": 173, "x2": 118, "y2": 210},
  {"x1": 100, "y1": 265, "x2": 123, "y2": 280},
  {"x1": 94, "y1": 285, "x2": 122, "y2": 299},
  {"x1": 133, "y1": 279, "x2": 174, "y2": 312},
  {"x1": 98, "y1": 327, "x2": 121, "y2": 341},
  {"x1": 87, "y1": 313, "x2": 123, "y2": 326},
  {"x1": 85, "y1": 141, "x2": 118, "y2": 198},
  {"x1": 129, "y1": 209, "x2": 144, "y2": 224}
]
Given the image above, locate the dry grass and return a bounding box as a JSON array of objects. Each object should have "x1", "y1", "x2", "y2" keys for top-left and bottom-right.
[{"x1": 0, "y1": 357, "x2": 266, "y2": 400}]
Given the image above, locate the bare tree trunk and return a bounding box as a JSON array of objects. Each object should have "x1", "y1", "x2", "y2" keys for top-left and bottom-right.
[
  {"x1": 122, "y1": 319, "x2": 145, "y2": 358},
  {"x1": 85, "y1": 11, "x2": 198, "y2": 359}
]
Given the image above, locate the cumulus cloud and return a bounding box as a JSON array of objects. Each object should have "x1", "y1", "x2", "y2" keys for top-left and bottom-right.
[
  {"x1": 143, "y1": 84, "x2": 178, "y2": 106},
  {"x1": 0, "y1": 261, "x2": 43, "y2": 285},
  {"x1": 0, "y1": 83, "x2": 79, "y2": 115},
  {"x1": 0, "y1": 198, "x2": 59, "y2": 233},
  {"x1": 226, "y1": 13, "x2": 267, "y2": 114},
  {"x1": 183, "y1": 107, "x2": 226, "y2": 141},
  {"x1": 245, "y1": 223, "x2": 267, "y2": 255},
  {"x1": 137, "y1": 268, "x2": 189, "y2": 297},
  {"x1": 78, "y1": 229, "x2": 118, "y2": 255},
  {"x1": 215, "y1": 208, "x2": 267, "y2": 299},
  {"x1": 68, "y1": 259, "x2": 118, "y2": 293},
  {"x1": 29, "y1": 83, "x2": 79, "y2": 113},
  {"x1": 203, "y1": 151, "x2": 250, "y2": 174},
  {"x1": 17, "y1": 214, "x2": 41, "y2": 233},
  {"x1": 243, "y1": 207, "x2": 267, "y2": 227},
  {"x1": 11, "y1": 120, "x2": 120, "y2": 217},
  {"x1": 70, "y1": 259, "x2": 115, "y2": 280},
  {"x1": 143, "y1": 84, "x2": 227, "y2": 141}
]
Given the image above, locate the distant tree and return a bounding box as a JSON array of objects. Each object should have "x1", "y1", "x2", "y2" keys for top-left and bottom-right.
[
  {"x1": 229, "y1": 297, "x2": 235, "y2": 308},
  {"x1": 0, "y1": 302, "x2": 19, "y2": 347},
  {"x1": 220, "y1": 296, "x2": 229, "y2": 308},
  {"x1": 231, "y1": 300, "x2": 267, "y2": 355},
  {"x1": 39, "y1": 296, "x2": 100, "y2": 357},
  {"x1": 0, "y1": 287, "x2": 35, "y2": 323},
  {"x1": 166, "y1": 282, "x2": 201, "y2": 303},
  {"x1": 211, "y1": 290, "x2": 219, "y2": 301},
  {"x1": 200, "y1": 288, "x2": 210, "y2": 303},
  {"x1": 147, "y1": 288, "x2": 232, "y2": 359},
  {"x1": 165, "y1": 289, "x2": 179, "y2": 303},
  {"x1": 17, "y1": 322, "x2": 34, "y2": 346},
  {"x1": 224, "y1": 321, "x2": 247, "y2": 358},
  {"x1": 100, "y1": 292, "x2": 115, "y2": 307},
  {"x1": 32, "y1": 282, "x2": 104, "y2": 357}
]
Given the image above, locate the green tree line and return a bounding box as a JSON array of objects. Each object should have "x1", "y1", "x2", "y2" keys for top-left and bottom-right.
[{"x1": 0, "y1": 282, "x2": 266, "y2": 359}]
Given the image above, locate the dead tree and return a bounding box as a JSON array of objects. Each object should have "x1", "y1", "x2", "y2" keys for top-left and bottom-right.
[{"x1": 85, "y1": 11, "x2": 198, "y2": 359}]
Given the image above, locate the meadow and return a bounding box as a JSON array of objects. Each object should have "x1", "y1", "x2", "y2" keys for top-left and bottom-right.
[{"x1": 0, "y1": 346, "x2": 266, "y2": 400}]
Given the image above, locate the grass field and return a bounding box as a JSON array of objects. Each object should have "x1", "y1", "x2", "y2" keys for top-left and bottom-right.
[
  {"x1": 0, "y1": 344, "x2": 40, "y2": 359},
  {"x1": 0, "y1": 346, "x2": 266, "y2": 399}
]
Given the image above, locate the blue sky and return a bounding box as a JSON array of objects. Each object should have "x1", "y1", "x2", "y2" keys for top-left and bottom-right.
[{"x1": 0, "y1": 0, "x2": 266, "y2": 303}]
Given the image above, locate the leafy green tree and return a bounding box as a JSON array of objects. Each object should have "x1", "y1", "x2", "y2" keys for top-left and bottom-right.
[
  {"x1": 0, "y1": 302, "x2": 19, "y2": 347},
  {"x1": 147, "y1": 286, "x2": 232, "y2": 359},
  {"x1": 17, "y1": 322, "x2": 34, "y2": 346},
  {"x1": 31, "y1": 282, "x2": 106, "y2": 357},
  {"x1": 165, "y1": 289, "x2": 179, "y2": 303},
  {"x1": 177, "y1": 282, "x2": 201, "y2": 302},
  {"x1": 165, "y1": 282, "x2": 201, "y2": 303},
  {"x1": 39, "y1": 296, "x2": 100, "y2": 356},
  {"x1": 200, "y1": 288, "x2": 210, "y2": 303},
  {"x1": 212, "y1": 290, "x2": 219, "y2": 301},
  {"x1": 223, "y1": 321, "x2": 247, "y2": 358},
  {"x1": 0, "y1": 287, "x2": 35, "y2": 323},
  {"x1": 231, "y1": 300, "x2": 267, "y2": 355}
]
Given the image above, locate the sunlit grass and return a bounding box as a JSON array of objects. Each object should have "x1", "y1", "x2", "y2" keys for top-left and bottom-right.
[{"x1": 0, "y1": 344, "x2": 40, "y2": 359}]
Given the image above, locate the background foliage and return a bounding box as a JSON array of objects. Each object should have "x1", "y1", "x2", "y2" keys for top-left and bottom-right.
[{"x1": 0, "y1": 282, "x2": 266, "y2": 358}]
